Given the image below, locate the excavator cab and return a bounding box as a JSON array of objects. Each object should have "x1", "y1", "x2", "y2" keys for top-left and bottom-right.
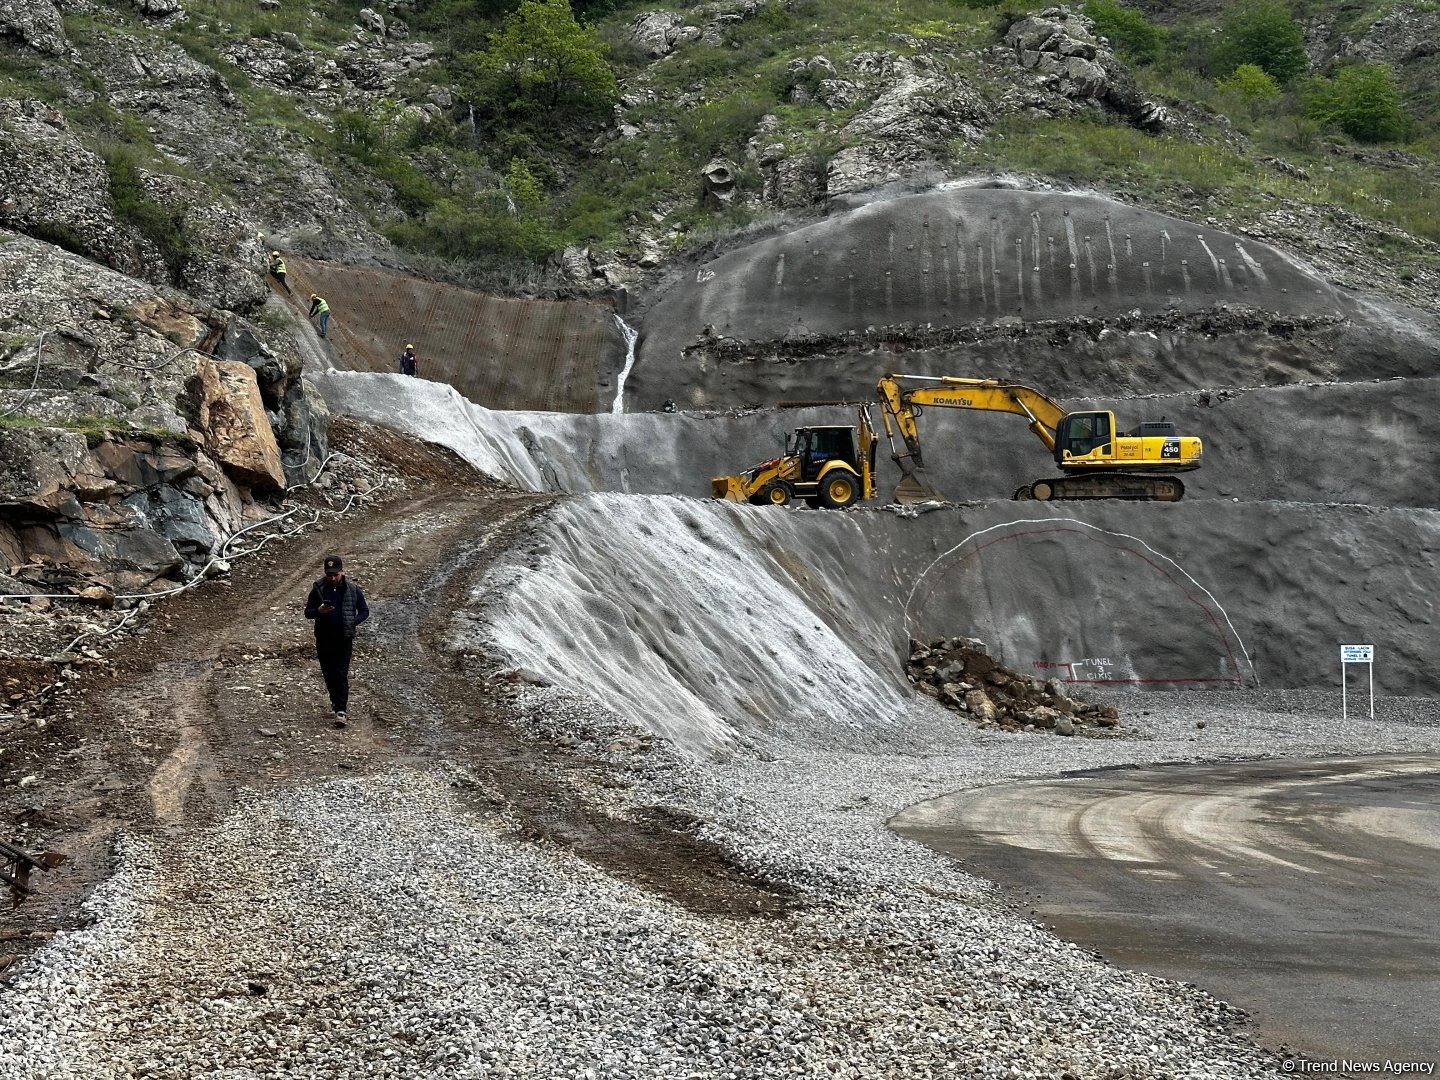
[{"x1": 1055, "y1": 411, "x2": 1113, "y2": 464}]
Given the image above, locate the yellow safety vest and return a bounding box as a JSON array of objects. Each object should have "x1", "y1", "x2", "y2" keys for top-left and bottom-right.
[
  {"x1": 271, "y1": 258, "x2": 286, "y2": 274},
  {"x1": 312, "y1": 297, "x2": 329, "y2": 314}
]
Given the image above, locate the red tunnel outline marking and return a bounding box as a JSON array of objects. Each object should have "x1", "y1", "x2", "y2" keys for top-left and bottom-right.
[{"x1": 914, "y1": 525, "x2": 1245, "y2": 687}]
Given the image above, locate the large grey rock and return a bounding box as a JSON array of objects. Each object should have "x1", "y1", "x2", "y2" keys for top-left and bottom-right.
[
  {"x1": 0, "y1": 427, "x2": 252, "y2": 591},
  {"x1": 826, "y1": 55, "x2": 989, "y2": 197},
  {"x1": 628, "y1": 12, "x2": 698, "y2": 58},
  {"x1": 279, "y1": 377, "x2": 331, "y2": 485},
  {"x1": 0, "y1": 0, "x2": 65, "y2": 55},
  {"x1": 0, "y1": 100, "x2": 137, "y2": 274},
  {"x1": 763, "y1": 155, "x2": 820, "y2": 210},
  {"x1": 1005, "y1": 7, "x2": 1165, "y2": 132},
  {"x1": 141, "y1": 173, "x2": 268, "y2": 311},
  {"x1": 701, "y1": 158, "x2": 740, "y2": 208}
]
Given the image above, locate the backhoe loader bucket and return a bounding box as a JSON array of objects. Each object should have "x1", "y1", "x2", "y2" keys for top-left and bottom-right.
[
  {"x1": 892, "y1": 467, "x2": 945, "y2": 505},
  {"x1": 712, "y1": 475, "x2": 748, "y2": 502}
]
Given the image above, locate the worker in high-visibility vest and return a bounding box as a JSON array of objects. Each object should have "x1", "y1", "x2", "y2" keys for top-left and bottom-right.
[
  {"x1": 309, "y1": 294, "x2": 331, "y2": 339},
  {"x1": 268, "y1": 251, "x2": 289, "y2": 293}
]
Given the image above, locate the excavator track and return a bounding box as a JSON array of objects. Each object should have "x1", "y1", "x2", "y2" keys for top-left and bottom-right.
[{"x1": 1013, "y1": 474, "x2": 1186, "y2": 502}]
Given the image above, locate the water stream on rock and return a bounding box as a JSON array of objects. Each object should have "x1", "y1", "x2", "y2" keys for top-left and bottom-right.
[{"x1": 611, "y1": 315, "x2": 639, "y2": 415}]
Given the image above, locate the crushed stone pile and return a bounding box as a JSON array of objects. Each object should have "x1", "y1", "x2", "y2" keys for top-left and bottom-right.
[{"x1": 907, "y1": 637, "x2": 1120, "y2": 736}]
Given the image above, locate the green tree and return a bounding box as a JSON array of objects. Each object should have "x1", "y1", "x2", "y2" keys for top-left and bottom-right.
[
  {"x1": 1083, "y1": 0, "x2": 1164, "y2": 65},
  {"x1": 1212, "y1": 0, "x2": 1308, "y2": 84},
  {"x1": 1304, "y1": 63, "x2": 1408, "y2": 143},
  {"x1": 1216, "y1": 62, "x2": 1282, "y2": 121},
  {"x1": 466, "y1": 0, "x2": 617, "y2": 119}
]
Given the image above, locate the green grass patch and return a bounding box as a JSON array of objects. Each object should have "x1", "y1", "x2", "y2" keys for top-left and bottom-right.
[
  {"x1": 101, "y1": 143, "x2": 195, "y2": 284},
  {"x1": 972, "y1": 114, "x2": 1440, "y2": 242},
  {"x1": 0, "y1": 412, "x2": 174, "y2": 439}
]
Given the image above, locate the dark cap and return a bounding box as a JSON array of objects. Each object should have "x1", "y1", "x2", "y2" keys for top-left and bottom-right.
[{"x1": 323, "y1": 555, "x2": 343, "y2": 573}]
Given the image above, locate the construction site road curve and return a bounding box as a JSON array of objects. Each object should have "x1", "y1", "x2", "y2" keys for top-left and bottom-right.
[{"x1": 891, "y1": 754, "x2": 1440, "y2": 1071}]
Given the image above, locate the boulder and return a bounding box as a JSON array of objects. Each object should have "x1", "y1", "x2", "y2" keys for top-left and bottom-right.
[
  {"x1": 1020, "y1": 705, "x2": 1061, "y2": 730},
  {"x1": 559, "y1": 245, "x2": 595, "y2": 284},
  {"x1": 701, "y1": 158, "x2": 740, "y2": 208},
  {"x1": 762, "y1": 155, "x2": 821, "y2": 210},
  {"x1": 136, "y1": 0, "x2": 184, "y2": 15},
  {"x1": 1005, "y1": 7, "x2": 1166, "y2": 132},
  {"x1": 964, "y1": 688, "x2": 998, "y2": 723},
  {"x1": 278, "y1": 377, "x2": 331, "y2": 486},
  {"x1": 192, "y1": 359, "x2": 286, "y2": 490},
  {"x1": 629, "y1": 12, "x2": 694, "y2": 58},
  {"x1": 140, "y1": 174, "x2": 267, "y2": 312},
  {"x1": 0, "y1": 429, "x2": 96, "y2": 516},
  {"x1": 0, "y1": 0, "x2": 66, "y2": 55}
]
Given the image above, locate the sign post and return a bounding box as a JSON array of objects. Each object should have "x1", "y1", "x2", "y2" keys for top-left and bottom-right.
[{"x1": 1339, "y1": 644, "x2": 1374, "y2": 720}]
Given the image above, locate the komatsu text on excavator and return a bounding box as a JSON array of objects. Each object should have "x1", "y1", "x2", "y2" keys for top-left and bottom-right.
[{"x1": 876, "y1": 374, "x2": 1203, "y2": 503}]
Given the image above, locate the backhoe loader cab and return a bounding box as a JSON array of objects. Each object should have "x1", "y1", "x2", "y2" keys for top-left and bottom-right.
[{"x1": 711, "y1": 406, "x2": 878, "y2": 509}]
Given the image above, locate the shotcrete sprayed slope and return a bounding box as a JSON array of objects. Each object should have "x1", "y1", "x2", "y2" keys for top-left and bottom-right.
[
  {"x1": 479, "y1": 496, "x2": 1440, "y2": 757},
  {"x1": 630, "y1": 187, "x2": 1440, "y2": 410},
  {"x1": 318, "y1": 373, "x2": 1440, "y2": 509}
]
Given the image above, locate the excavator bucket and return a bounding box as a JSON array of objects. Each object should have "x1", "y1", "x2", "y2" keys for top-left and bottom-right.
[
  {"x1": 892, "y1": 467, "x2": 945, "y2": 505},
  {"x1": 711, "y1": 475, "x2": 747, "y2": 502}
]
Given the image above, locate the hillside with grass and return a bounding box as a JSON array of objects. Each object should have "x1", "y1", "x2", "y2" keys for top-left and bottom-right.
[{"x1": 2, "y1": 0, "x2": 1438, "y2": 308}]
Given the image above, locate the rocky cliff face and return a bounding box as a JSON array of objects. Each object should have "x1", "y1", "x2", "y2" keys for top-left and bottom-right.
[{"x1": 0, "y1": 229, "x2": 328, "y2": 596}]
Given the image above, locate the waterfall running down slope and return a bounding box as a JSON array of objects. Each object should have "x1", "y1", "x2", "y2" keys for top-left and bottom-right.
[{"x1": 611, "y1": 316, "x2": 639, "y2": 415}]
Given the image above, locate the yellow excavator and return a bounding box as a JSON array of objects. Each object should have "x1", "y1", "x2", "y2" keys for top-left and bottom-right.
[
  {"x1": 876, "y1": 374, "x2": 1203, "y2": 503},
  {"x1": 711, "y1": 402, "x2": 878, "y2": 508}
]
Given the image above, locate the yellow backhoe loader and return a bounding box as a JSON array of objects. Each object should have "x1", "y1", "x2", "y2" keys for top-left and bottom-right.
[
  {"x1": 711, "y1": 402, "x2": 878, "y2": 509},
  {"x1": 876, "y1": 374, "x2": 1203, "y2": 503}
]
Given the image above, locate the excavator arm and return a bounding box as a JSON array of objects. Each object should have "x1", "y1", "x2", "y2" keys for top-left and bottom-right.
[{"x1": 876, "y1": 374, "x2": 1068, "y2": 503}]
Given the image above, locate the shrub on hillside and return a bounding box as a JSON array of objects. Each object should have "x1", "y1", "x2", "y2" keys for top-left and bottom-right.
[
  {"x1": 1303, "y1": 63, "x2": 1408, "y2": 143},
  {"x1": 677, "y1": 95, "x2": 773, "y2": 163},
  {"x1": 1083, "y1": 0, "x2": 1164, "y2": 65},
  {"x1": 1211, "y1": 0, "x2": 1308, "y2": 83},
  {"x1": 463, "y1": 0, "x2": 617, "y2": 122},
  {"x1": 1217, "y1": 63, "x2": 1281, "y2": 101},
  {"x1": 1216, "y1": 62, "x2": 1282, "y2": 119},
  {"x1": 101, "y1": 145, "x2": 192, "y2": 286}
]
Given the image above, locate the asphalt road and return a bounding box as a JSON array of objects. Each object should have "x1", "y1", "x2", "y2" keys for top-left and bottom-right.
[{"x1": 890, "y1": 754, "x2": 1440, "y2": 1072}]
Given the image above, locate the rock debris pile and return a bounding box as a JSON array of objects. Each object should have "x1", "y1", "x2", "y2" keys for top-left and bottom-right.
[{"x1": 907, "y1": 638, "x2": 1120, "y2": 736}]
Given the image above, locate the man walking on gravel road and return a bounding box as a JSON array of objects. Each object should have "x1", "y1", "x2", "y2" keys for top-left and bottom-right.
[{"x1": 303, "y1": 555, "x2": 369, "y2": 721}]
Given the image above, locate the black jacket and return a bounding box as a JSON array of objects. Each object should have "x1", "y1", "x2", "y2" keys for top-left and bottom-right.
[{"x1": 304, "y1": 577, "x2": 370, "y2": 639}]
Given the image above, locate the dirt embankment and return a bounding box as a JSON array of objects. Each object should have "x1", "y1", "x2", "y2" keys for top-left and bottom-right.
[{"x1": 0, "y1": 424, "x2": 790, "y2": 973}]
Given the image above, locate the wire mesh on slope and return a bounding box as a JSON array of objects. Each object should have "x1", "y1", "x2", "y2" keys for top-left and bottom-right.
[{"x1": 281, "y1": 258, "x2": 618, "y2": 413}]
